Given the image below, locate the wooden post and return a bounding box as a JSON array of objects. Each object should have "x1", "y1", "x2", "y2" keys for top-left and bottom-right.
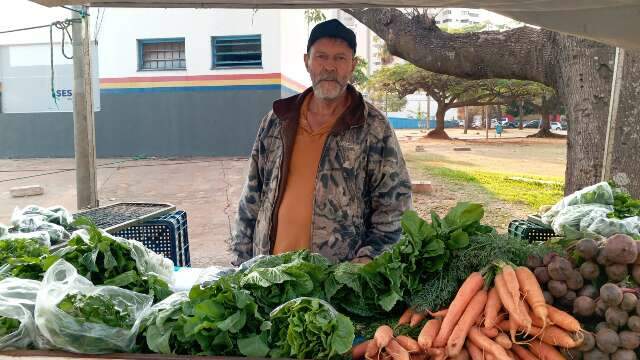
[
  {"x1": 484, "y1": 105, "x2": 489, "y2": 140},
  {"x1": 426, "y1": 94, "x2": 431, "y2": 130},
  {"x1": 602, "y1": 47, "x2": 625, "y2": 182},
  {"x1": 72, "y1": 6, "x2": 98, "y2": 209}
]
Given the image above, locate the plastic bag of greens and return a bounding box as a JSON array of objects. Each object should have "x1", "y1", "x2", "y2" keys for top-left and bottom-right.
[
  {"x1": 44, "y1": 206, "x2": 74, "y2": 228},
  {"x1": 269, "y1": 297, "x2": 355, "y2": 359},
  {"x1": 0, "y1": 231, "x2": 51, "y2": 248},
  {"x1": 136, "y1": 292, "x2": 189, "y2": 354},
  {"x1": 35, "y1": 259, "x2": 153, "y2": 354},
  {"x1": 579, "y1": 207, "x2": 615, "y2": 232},
  {"x1": 551, "y1": 204, "x2": 614, "y2": 236},
  {"x1": 195, "y1": 266, "x2": 236, "y2": 287},
  {"x1": 0, "y1": 297, "x2": 36, "y2": 350},
  {"x1": 11, "y1": 205, "x2": 73, "y2": 228},
  {"x1": 586, "y1": 216, "x2": 640, "y2": 237},
  {"x1": 0, "y1": 278, "x2": 40, "y2": 312},
  {"x1": 542, "y1": 182, "x2": 615, "y2": 224}
]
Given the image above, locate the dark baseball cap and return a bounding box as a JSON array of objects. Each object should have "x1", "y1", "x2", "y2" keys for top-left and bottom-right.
[{"x1": 307, "y1": 19, "x2": 357, "y2": 54}]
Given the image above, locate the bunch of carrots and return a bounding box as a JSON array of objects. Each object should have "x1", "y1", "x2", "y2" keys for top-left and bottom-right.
[{"x1": 352, "y1": 265, "x2": 584, "y2": 360}]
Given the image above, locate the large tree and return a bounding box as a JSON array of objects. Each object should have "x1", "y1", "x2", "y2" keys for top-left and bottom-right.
[
  {"x1": 367, "y1": 63, "x2": 551, "y2": 138},
  {"x1": 344, "y1": 8, "x2": 640, "y2": 196}
]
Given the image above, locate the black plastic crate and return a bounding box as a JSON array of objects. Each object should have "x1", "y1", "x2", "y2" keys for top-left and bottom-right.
[
  {"x1": 508, "y1": 219, "x2": 556, "y2": 242},
  {"x1": 114, "y1": 210, "x2": 190, "y2": 267}
]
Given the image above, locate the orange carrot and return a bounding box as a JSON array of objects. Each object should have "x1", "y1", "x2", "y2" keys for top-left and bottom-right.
[
  {"x1": 516, "y1": 296, "x2": 534, "y2": 335},
  {"x1": 386, "y1": 339, "x2": 411, "y2": 360},
  {"x1": 352, "y1": 340, "x2": 370, "y2": 360},
  {"x1": 427, "y1": 347, "x2": 446, "y2": 360},
  {"x1": 539, "y1": 326, "x2": 581, "y2": 348},
  {"x1": 468, "y1": 327, "x2": 511, "y2": 360},
  {"x1": 511, "y1": 344, "x2": 539, "y2": 360},
  {"x1": 485, "y1": 288, "x2": 502, "y2": 329},
  {"x1": 546, "y1": 305, "x2": 581, "y2": 333},
  {"x1": 500, "y1": 265, "x2": 521, "y2": 309},
  {"x1": 496, "y1": 320, "x2": 543, "y2": 337},
  {"x1": 515, "y1": 267, "x2": 548, "y2": 328},
  {"x1": 410, "y1": 312, "x2": 427, "y2": 327},
  {"x1": 429, "y1": 308, "x2": 449, "y2": 318},
  {"x1": 365, "y1": 339, "x2": 379, "y2": 360},
  {"x1": 399, "y1": 308, "x2": 414, "y2": 325},
  {"x1": 528, "y1": 340, "x2": 564, "y2": 360},
  {"x1": 495, "y1": 274, "x2": 530, "y2": 331},
  {"x1": 447, "y1": 290, "x2": 489, "y2": 357},
  {"x1": 433, "y1": 272, "x2": 484, "y2": 348},
  {"x1": 396, "y1": 336, "x2": 421, "y2": 353},
  {"x1": 418, "y1": 319, "x2": 441, "y2": 351},
  {"x1": 410, "y1": 353, "x2": 427, "y2": 360},
  {"x1": 521, "y1": 301, "x2": 545, "y2": 328},
  {"x1": 375, "y1": 325, "x2": 395, "y2": 349},
  {"x1": 494, "y1": 333, "x2": 512, "y2": 350},
  {"x1": 466, "y1": 341, "x2": 484, "y2": 360},
  {"x1": 481, "y1": 327, "x2": 499, "y2": 338}
]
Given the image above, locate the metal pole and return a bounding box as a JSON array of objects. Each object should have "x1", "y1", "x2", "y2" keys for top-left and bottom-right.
[
  {"x1": 426, "y1": 95, "x2": 431, "y2": 130},
  {"x1": 602, "y1": 47, "x2": 625, "y2": 182},
  {"x1": 72, "y1": 6, "x2": 98, "y2": 209},
  {"x1": 484, "y1": 105, "x2": 489, "y2": 140}
]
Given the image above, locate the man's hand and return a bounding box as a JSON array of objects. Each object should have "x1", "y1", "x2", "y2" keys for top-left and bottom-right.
[{"x1": 351, "y1": 256, "x2": 372, "y2": 264}]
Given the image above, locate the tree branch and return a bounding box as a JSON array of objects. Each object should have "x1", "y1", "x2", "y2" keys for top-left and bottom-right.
[{"x1": 344, "y1": 8, "x2": 556, "y2": 87}]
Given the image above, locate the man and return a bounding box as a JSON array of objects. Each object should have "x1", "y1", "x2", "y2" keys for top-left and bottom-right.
[{"x1": 230, "y1": 19, "x2": 412, "y2": 265}]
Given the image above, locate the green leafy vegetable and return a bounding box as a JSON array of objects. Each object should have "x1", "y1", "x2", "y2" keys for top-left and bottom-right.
[
  {"x1": 57, "y1": 293, "x2": 134, "y2": 329},
  {"x1": 172, "y1": 276, "x2": 270, "y2": 357},
  {"x1": 608, "y1": 183, "x2": 640, "y2": 219},
  {"x1": 136, "y1": 293, "x2": 191, "y2": 354},
  {"x1": 0, "y1": 238, "x2": 49, "y2": 264},
  {"x1": 269, "y1": 297, "x2": 354, "y2": 359},
  {"x1": 0, "y1": 316, "x2": 20, "y2": 337}
]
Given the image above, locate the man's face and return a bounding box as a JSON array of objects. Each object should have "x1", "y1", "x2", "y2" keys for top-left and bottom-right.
[{"x1": 304, "y1": 37, "x2": 357, "y2": 101}]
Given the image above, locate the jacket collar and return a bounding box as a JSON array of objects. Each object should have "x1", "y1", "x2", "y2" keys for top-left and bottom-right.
[{"x1": 272, "y1": 84, "x2": 367, "y2": 133}]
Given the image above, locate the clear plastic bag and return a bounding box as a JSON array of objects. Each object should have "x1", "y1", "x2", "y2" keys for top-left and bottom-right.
[
  {"x1": 69, "y1": 228, "x2": 174, "y2": 286},
  {"x1": 551, "y1": 204, "x2": 614, "y2": 235},
  {"x1": 579, "y1": 207, "x2": 615, "y2": 232},
  {"x1": 0, "y1": 231, "x2": 51, "y2": 248},
  {"x1": 0, "y1": 298, "x2": 35, "y2": 350},
  {"x1": 35, "y1": 259, "x2": 153, "y2": 354},
  {"x1": 586, "y1": 216, "x2": 640, "y2": 238},
  {"x1": 542, "y1": 182, "x2": 615, "y2": 224},
  {"x1": 137, "y1": 292, "x2": 189, "y2": 354},
  {"x1": 10, "y1": 206, "x2": 72, "y2": 245},
  {"x1": 0, "y1": 278, "x2": 40, "y2": 313}
]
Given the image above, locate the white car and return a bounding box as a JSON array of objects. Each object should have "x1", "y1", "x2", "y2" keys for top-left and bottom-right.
[{"x1": 551, "y1": 122, "x2": 563, "y2": 130}]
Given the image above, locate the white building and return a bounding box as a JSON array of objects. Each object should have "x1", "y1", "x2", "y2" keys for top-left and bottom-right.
[{"x1": 0, "y1": 2, "x2": 313, "y2": 157}]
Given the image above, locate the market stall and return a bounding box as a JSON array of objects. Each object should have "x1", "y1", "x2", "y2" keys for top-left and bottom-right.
[{"x1": 0, "y1": 182, "x2": 639, "y2": 359}]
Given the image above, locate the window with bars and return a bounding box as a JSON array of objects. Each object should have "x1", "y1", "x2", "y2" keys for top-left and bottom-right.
[
  {"x1": 138, "y1": 38, "x2": 186, "y2": 71},
  {"x1": 211, "y1": 35, "x2": 262, "y2": 68}
]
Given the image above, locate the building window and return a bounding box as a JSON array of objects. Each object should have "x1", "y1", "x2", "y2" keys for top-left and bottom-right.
[
  {"x1": 212, "y1": 35, "x2": 262, "y2": 69},
  {"x1": 442, "y1": 9, "x2": 451, "y2": 15},
  {"x1": 469, "y1": 13, "x2": 479, "y2": 17},
  {"x1": 460, "y1": 19, "x2": 470, "y2": 23},
  {"x1": 137, "y1": 38, "x2": 186, "y2": 71},
  {"x1": 442, "y1": 19, "x2": 452, "y2": 23}
]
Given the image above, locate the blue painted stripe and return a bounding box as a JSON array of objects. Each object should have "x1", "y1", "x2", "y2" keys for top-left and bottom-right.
[{"x1": 100, "y1": 84, "x2": 282, "y2": 94}]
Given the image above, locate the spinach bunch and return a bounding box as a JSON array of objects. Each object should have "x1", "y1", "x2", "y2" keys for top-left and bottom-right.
[
  {"x1": 269, "y1": 297, "x2": 354, "y2": 360},
  {"x1": 0, "y1": 238, "x2": 55, "y2": 280},
  {"x1": 0, "y1": 316, "x2": 20, "y2": 338},
  {"x1": 58, "y1": 293, "x2": 134, "y2": 329},
  {"x1": 174, "y1": 276, "x2": 270, "y2": 357}
]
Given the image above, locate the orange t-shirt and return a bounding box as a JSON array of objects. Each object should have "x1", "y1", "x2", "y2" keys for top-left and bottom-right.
[{"x1": 272, "y1": 93, "x2": 346, "y2": 254}]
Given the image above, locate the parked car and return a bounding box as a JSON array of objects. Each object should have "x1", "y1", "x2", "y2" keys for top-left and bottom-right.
[
  {"x1": 524, "y1": 120, "x2": 541, "y2": 128},
  {"x1": 561, "y1": 120, "x2": 568, "y2": 130},
  {"x1": 551, "y1": 122, "x2": 562, "y2": 130},
  {"x1": 504, "y1": 121, "x2": 521, "y2": 128}
]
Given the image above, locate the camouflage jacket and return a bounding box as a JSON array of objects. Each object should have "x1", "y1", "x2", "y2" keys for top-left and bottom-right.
[{"x1": 230, "y1": 85, "x2": 412, "y2": 265}]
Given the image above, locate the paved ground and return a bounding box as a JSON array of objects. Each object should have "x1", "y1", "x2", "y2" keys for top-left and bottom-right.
[{"x1": 0, "y1": 157, "x2": 246, "y2": 267}]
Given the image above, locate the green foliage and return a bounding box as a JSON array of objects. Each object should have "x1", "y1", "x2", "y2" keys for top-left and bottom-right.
[
  {"x1": 304, "y1": 9, "x2": 326, "y2": 25},
  {"x1": 174, "y1": 276, "x2": 270, "y2": 357},
  {"x1": 609, "y1": 183, "x2": 640, "y2": 219},
  {"x1": 0, "y1": 238, "x2": 49, "y2": 264},
  {"x1": 55, "y1": 223, "x2": 172, "y2": 302},
  {"x1": 0, "y1": 238, "x2": 54, "y2": 280},
  {"x1": 136, "y1": 293, "x2": 191, "y2": 355},
  {"x1": 0, "y1": 316, "x2": 20, "y2": 337},
  {"x1": 269, "y1": 298, "x2": 354, "y2": 359},
  {"x1": 351, "y1": 56, "x2": 369, "y2": 90},
  {"x1": 58, "y1": 293, "x2": 134, "y2": 329}
]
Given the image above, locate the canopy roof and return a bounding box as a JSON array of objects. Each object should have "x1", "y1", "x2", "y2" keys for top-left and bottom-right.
[{"x1": 29, "y1": 0, "x2": 640, "y2": 50}]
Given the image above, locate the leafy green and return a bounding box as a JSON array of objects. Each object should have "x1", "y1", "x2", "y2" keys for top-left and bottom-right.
[
  {"x1": 57, "y1": 293, "x2": 134, "y2": 329},
  {"x1": 239, "y1": 250, "x2": 330, "y2": 312},
  {"x1": 136, "y1": 293, "x2": 191, "y2": 354},
  {"x1": 608, "y1": 184, "x2": 640, "y2": 219},
  {"x1": 173, "y1": 276, "x2": 270, "y2": 357},
  {"x1": 269, "y1": 297, "x2": 354, "y2": 359},
  {"x1": 327, "y1": 202, "x2": 494, "y2": 316},
  {"x1": 0, "y1": 316, "x2": 20, "y2": 337},
  {"x1": 0, "y1": 238, "x2": 49, "y2": 264},
  {"x1": 0, "y1": 238, "x2": 54, "y2": 280},
  {"x1": 54, "y1": 222, "x2": 172, "y2": 302}
]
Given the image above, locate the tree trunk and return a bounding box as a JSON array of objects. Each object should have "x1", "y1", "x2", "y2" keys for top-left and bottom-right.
[
  {"x1": 426, "y1": 106, "x2": 450, "y2": 139},
  {"x1": 463, "y1": 106, "x2": 468, "y2": 134},
  {"x1": 345, "y1": 8, "x2": 632, "y2": 195},
  {"x1": 608, "y1": 50, "x2": 640, "y2": 198},
  {"x1": 554, "y1": 33, "x2": 615, "y2": 194},
  {"x1": 518, "y1": 100, "x2": 524, "y2": 130}
]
